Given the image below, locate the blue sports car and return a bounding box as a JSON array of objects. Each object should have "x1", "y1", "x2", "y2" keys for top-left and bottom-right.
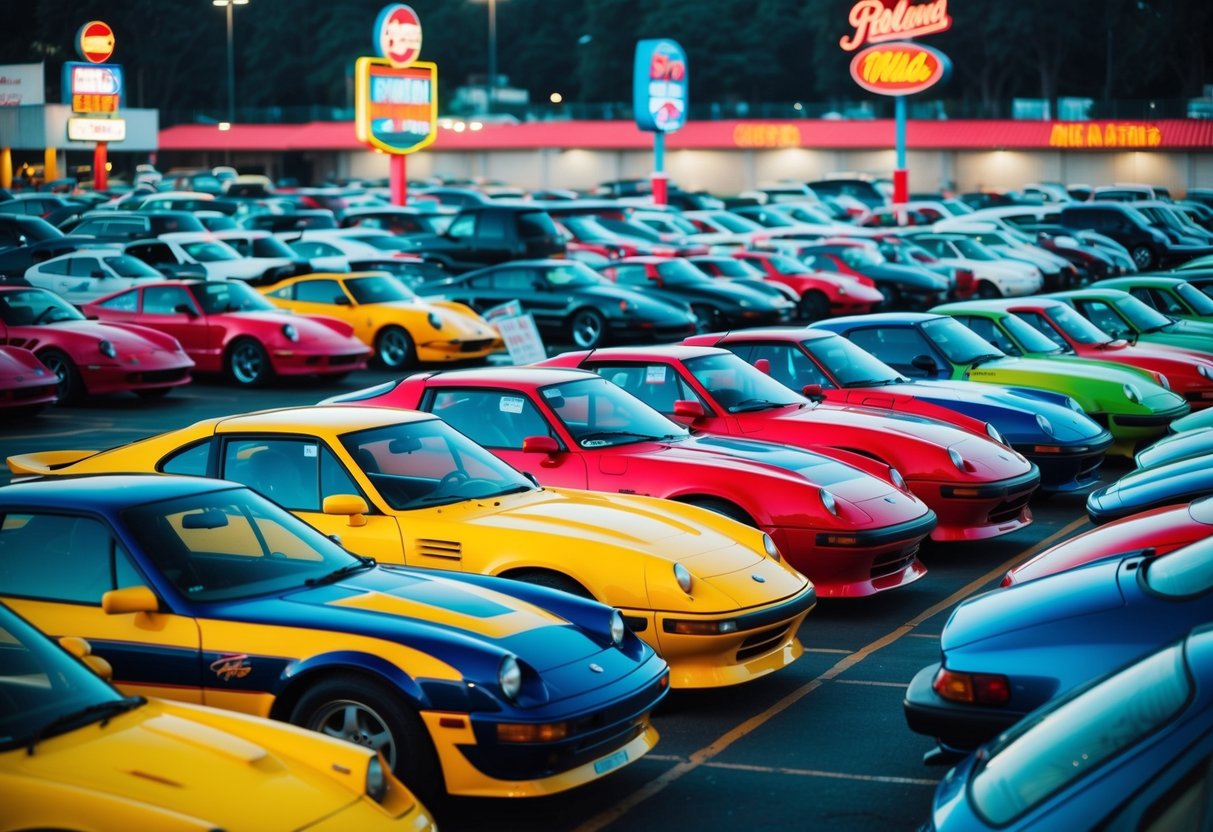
[
  {"x1": 0, "y1": 474, "x2": 670, "y2": 801},
  {"x1": 903, "y1": 534, "x2": 1213, "y2": 761},
  {"x1": 923, "y1": 624, "x2": 1213, "y2": 831},
  {"x1": 1086, "y1": 452, "x2": 1213, "y2": 524}
]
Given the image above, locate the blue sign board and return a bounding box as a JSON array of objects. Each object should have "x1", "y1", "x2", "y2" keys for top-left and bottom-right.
[
  {"x1": 61, "y1": 61, "x2": 123, "y2": 113},
  {"x1": 633, "y1": 39, "x2": 688, "y2": 133}
]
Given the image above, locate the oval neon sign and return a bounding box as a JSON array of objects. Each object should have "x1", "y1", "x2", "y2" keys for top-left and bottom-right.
[{"x1": 849, "y1": 42, "x2": 950, "y2": 96}]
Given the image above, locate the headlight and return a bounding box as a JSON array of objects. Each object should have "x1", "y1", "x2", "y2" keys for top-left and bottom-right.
[
  {"x1": 889, "y1": 467, "x2": 907, "y2": 490},
  {"x1": 674, "y1": 562, "x2": 693, "y2": 594},
  {"x1": 820, "y1": 489, "x2": 839, "y2": 516},
  {"x1": 498, "y1": 654, "x2": 522, "y2": 701},
  {"x1": 282, "y1": 323, "x2": 299, "y2": 342},
  {"x1": 366, "y1": 755, "x2": 388, "y2": 803},
  {"x1": 984, "y1": 423, "x2": 1006, "y2": 445},
  {"x1": 762, "y1": 533, "x2": 781, "y2": 562},
  {"x1": 738, "y1": 299, "x2": 752, "y2": 308},
  {"x1": 1066, "y1": 396, "x2": 1085, "y2": 413},
  {"x1": 1123, "y1": 382, "x2": 1141, "y2": 403},
  {"x1": 427, "y1": 312, "x2": 443, "y2": 329},
  {"x1": 1154, "y1": 373, "x2": 1170, "y2": 391},
  {"x1": 948, "y1": 448, "x2": 967, "y2": 471},
  {"x1": 98, "y1": 340, "x2": 116, "y2": 359},
  {"x1": 609, "y1": 609, "x2": 625, "y2": 646},
  {"x1": 1035, "y1": 413, "x2": 1055, "y2": 437},
  {"x1": 837, "y1": 286, "x2": 847, "y2": 296},
  {"x1": 1200, "y1": 365, "x2": 1213, "y2": 380}
]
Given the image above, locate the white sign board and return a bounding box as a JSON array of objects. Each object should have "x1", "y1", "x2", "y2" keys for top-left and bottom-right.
[
  {"x1": 68, "y1": 117, "x2": 126, "y2": 142},
  {"x1": 495, "y1": 313, "x2": 547, "y2": 365},
  {"x1": 0, "y1": 63, "x2": 45, "y2": 106}
]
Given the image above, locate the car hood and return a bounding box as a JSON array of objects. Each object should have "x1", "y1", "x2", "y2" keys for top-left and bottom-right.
[
  {"x1": 43, "y1": 321, "x2": 177, "y2": 351},
  {"x1": 1087, "y1": 455, "x2": 1213, "y2": 520},
  {"x1": 229, "y1": 311, "x2": 361, "y2": 344},
  {"x1": 942, "y1": 558, "x2": 1128, "y2": 651},
  {"x1": 13, "y1": 698, "x2": 371, "y2": 829},
  {"x1": 966, "y1": 356, "x2": 1186, "y2": 413},
  {"x1": 366, "y1": 301, "x2": 499, "y2": 338},
  {"x1": 1136, "y1": 429, "x2": 1213, "y2": 469},
  {"x1": 862, "y1": 262, "x2": 950, "y2": 289},
  {"x1": 907, "y1": 380, "x2": 1108, "y2": 443}
]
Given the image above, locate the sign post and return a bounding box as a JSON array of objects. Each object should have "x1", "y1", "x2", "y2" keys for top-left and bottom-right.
[
  {"x1": 355, "y1": 4, "x2": 437, "y2": 206},
  {"x1": 66, "y1": 20, "x2": 122, "y2": 191},
  {"x1": 633, "y1": 39, "x2": 688, "y2": 206},
  {"x1": 840, "y1": 1, "x2": 952, "y2": 203}
]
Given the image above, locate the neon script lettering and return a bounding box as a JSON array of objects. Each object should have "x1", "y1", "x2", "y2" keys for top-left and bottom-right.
[{"x1": 840, "y1": 0, "x2": 952, "y2": 51}]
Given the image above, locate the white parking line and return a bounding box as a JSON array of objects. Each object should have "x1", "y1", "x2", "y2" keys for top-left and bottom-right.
[
  {"x1": 834, "y1": 679, "x2": 906, "y2": 688},
  {"x1": 573, "y1": 516, "x2": 1091, "y2": 832},
  {"x1": 707, "y1": 761, "x2": 939, "y2": 786}
]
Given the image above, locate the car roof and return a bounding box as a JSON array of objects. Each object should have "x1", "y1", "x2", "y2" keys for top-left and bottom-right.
[
  {"x1": 0, "y1": 473, "x2": 239, "y2": 509},
  {"x1": 213, "y1": 404, "x2": 435, "y2": 433},
  {"x1": 417, "y1": 366, "x2": 596, "y2": 387},
  {"x1": 566, "y1": 344, "x2": 729, "y2": 361}
]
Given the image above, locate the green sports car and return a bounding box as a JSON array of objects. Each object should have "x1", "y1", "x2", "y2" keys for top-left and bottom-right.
[
  {"x1": 1091, "y1": 275, "x2": 1213, "y2": 324},
  {"x1": 1047, "y1": 287, "x2": 1213, "y2": 356},
  {"x1": 814, "y1": 313, "x2": 1190, "y2": 458}
]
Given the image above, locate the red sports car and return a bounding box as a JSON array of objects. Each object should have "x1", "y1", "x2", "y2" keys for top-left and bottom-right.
[
  {"x1": 83, "y1": 280, "x2": 370, "y2": 387},
  {"x1": 1002, "y1": 496, "x2": 1213, "y2": 586},
  {"x1": 0, "y1": 286, "x2": 193, "y2": 403},
  {"x1": 0, "y1": 345, "x2": 58, "y2": 416},
  {"x1": 539, "y1": 345, "x2": 1041, "y2": 543},
  {"x1": 325, "y1": 365, "x2": 937, "y2": 597},
  {"x1": 730, "y1": 250, "x2": 885, "y2": 320}
]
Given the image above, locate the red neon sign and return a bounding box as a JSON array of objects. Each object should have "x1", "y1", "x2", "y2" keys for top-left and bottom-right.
[
  {"x1": 839, "y1": 0, "x2": 952, "y2": 52},
  {"x1": 849, "y1": 42, "x2": 950, "y2": 96}
]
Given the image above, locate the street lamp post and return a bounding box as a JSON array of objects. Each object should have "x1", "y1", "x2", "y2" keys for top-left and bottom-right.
[
  {"x1": 213, "y1": 0, "x2": 249, "y2": 125},
  {"x1": 486, "y1": 0, "x2": 496, "y2": 114}
]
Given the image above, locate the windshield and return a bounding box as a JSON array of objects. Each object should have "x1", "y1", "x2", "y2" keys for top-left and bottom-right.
[
  {"x1": 341, "y1": 419, "x2": 534, "y2": 509},
  {"x1": 655, "y1": 259, "x2": 716, "y2": 285},
  {"x1": 541, "y1": 262, "x2": 604, "y2": 287},
  {"x1": 649, "y1": 214, "x2": 699, "y2": 235},
  {"x1": 763, "y1": 253, "x2": 814, "y2": 274},
  {"x1": 803, "y1": 334, "x2": 904, "y2": 386},
  {"x1": 249, "y1": 236, "x2": 297, "y2": 258},
  {"x1": 598, "y1": 218, "x2": 665, "y2": 243},
  {"x1": 1003, "y1": 313, "x2": 1067, "y2": 353},
  {"x1": 970, "y1": 639, "x2": 1190, "y2": 826},
  {"x1": 180, "y1": 241, "x2": 240, "y2": 263},
  {"x1": 103, "y1": 254, "x2": 163, "y2": 277},
  {"x1": 542, "y1": 377, "x2": 689, "y2": 446},
  {"x1": 0, "y1": 288, "x2": 86, "y2": 325},
  {"x1": 122, "y1": 486, "x2": 362, "y2": 601},
  {"x1": 346, "y1": 275, "x2": 416, "y2": 303},
  {"x1": 685, "y1": 352, "x2": 804, "y2": 411},
  {"x1": 1045, "y1": 303, "x2": 1115, "y2": 344},
  {"x1": 780, "y1": 205, "x2": 833, "y2": 225},
  {"x1": 1144, "y1": 536, "x2": 1213, "y2": 597},
  {"x1": 949, "y1": 237, "x2": 1000, "y2": 260},
  {"x1": 1114, "y1": 294, "x2": 1174, "y2": 330},
  {"x1": 839, "y1": 247, "x2": 885, "y2": 268},
  {"x1": 695, "y1": 259, "x2": 762, "y2": 278},
  {"x1": 195, "y1": 281, "x2": 277, "y2": 314},
  {"x1": 1176, "y1": 283, "x2": 1213, "y2": 316},
  {"x1": 702, "y1": 212, "x2": 763, "y2": 234},
  {"x1": 562, "y1": 216, "x2": 620, "y2": 242},
  {"x1": 0, "y1": 603, "x2": 129, "y2": 751},
  {"x1": 921, "y1": 316, "x2": 1007, "y2": 364}
]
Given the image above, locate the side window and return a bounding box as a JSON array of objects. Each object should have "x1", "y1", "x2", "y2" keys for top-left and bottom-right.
[
  {"x1": 1149, "y1": 288, "x2": 1186, "y2": 315},
  {"x1": 221, "y1": 438, "x2": 321, "y2": 511},
  {"x1": 588, "y1": 362, "x2": 701, "y2": 414},
  {"x1": 1075, "y1": 301, "x2": 1129, "y2": 336},
  {"x1": 446, "y1": 214, "x2": 475, "y2": 240},
  {"x1": 68, "y1": 257, "x2": 101, "y2": 277},
  {"x1": 956, "y1": 316, "x2": 1019, "y2": 355},
  {"x1": 1016, "y1": 311, "x2": 1068, "y2": 348},
  {"x1": 293, "y1": 279, "x2": 346, "y2": 305},
  {"x1": 0, "y1": 513, "x2": 136, "y2": 604},
  {"x1": 846, "y1": 327, "x2": 934, "y2": 378},
  {"x1": 39, "y1": 258, "x2": 73, "y2": 276},
  {"x1": 613, "y1": 265, "x2": 649, "y2": 286},
  {"x1": 96, "y1": 291, "x2": 139, "y2": 312},
  {"x1": 319, "y1": 446, "x2": 361, "y2": 500},
  {"x1": 160, "y1": 441, "x2": 211, "y2": 476},
  {"x1": 741, "y1": 343, "x2": 829, "y2": 391},
  {"x1": 491, "y1": 269, "x2": 537, "y2": 292},
  {"x1": 426, "y1": 388, "x2": 554, "y2": 450},
  {"x1": 477, "y1": 212, "x2": 509, "y2": 240},
  {"x1": 143, "y1": 286, "x2": 197, "y2": 315}
]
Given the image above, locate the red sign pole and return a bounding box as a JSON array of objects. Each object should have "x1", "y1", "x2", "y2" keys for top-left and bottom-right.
[
  {"x1": 93, "y1": 141, "x2": 108, "y2": 191},
  {"x1": 390, "y1": 152, "x2": 407, "y2": 206}
]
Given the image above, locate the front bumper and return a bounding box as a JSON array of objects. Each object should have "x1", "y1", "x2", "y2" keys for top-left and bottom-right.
[
  {"x1": 909, "y1": 467, "x2": 1040, "y2": 542},
  {"x1": 81, "y1": 353, "x2": 194, "y2": 396},
  {"x1": 1016, "y1": 431, "x2": 1112, "y2": 493},
  {"x1": 271, "y1": 348, "x2": 370, "y2": 376}
]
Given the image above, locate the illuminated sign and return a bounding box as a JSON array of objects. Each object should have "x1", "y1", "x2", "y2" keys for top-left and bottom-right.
[
  {"x1": 355, "y1": 57, "x2": 437, "y2": 154},
  {"x1": 840, "y1": 0, "x2": 952, "y2": 51},
  {"x1": 633, "y1": 39, "x2": 688, "y2": 133},
  {"x1": 1049, "y1": 122, "x2": 1163, "y2": 149},
  {"x1": 68, "y1": 117, "x2": 126, "y2": 142},
  {"x1": 848, "y1": 42, "x2": 950, "y2": 96},
  {"x1": 62, "y1": 62, "x2": 123, "y2": 113},
  {"x1": 374, "y1": 4, "x2": 422, "y2": 68},
  {"x1": 76, "y1": 20, "x2": 115, "y2": 63},
  {"x1": 733, "y1": 124, "x2": 802, "y2": 148}
]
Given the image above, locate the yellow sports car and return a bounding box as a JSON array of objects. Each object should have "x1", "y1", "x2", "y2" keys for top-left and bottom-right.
[
  {"x1": 0, "y1": 602, "x2": 435, "y2": 832},
  {"x1": 259, "y1": 271, "x2": 503, "y2": 369},
  {"x1": 9, "y1": 405, "x2": 817, "y2": 690}
]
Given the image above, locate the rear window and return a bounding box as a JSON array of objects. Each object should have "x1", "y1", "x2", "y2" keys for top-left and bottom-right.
[{"x1": 517, "y1": 210, "x2": 559, "y2": 240}]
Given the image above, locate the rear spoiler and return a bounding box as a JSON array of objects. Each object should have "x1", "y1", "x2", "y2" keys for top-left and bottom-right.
[{"x1": 7, "y1": 450, "x2": 98, "y2": 477}]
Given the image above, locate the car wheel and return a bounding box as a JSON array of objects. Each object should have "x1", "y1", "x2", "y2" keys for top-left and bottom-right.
[
  {"x1": 1130, "y1": 245, "x2": 1156, "y2": 270},
  {"x1": 291, "y1": 676, "x2": 443, "y2": 803},
  {"x1": 877, "y1": 285, "x2": 903, "y2": 312},
  {"x1": 226, "y1": 338, "x2": 273, "y2": 387},
  {"x1": 38, "y1": 348, "x2": 83, "y2": 405},
  {"x1": 975, "y1": 281, "x2": 1001, "y2": 299},
  {"x1": 797, "y1": 291, "x2": 830, "y2": 323},
  {"x1": 374, "y1": 325, "x2": 416, "y2": 369},
  {"x1": 568, "y1": 308, "x2": 606, "y2": 349},
  {"x1": 691, "y1": 304, "x2": 724, "y2": 333},
  {"x1": 510, "y1": 569, "x2": 595, "y2": 599},
  {"x1": 681, "y1": 497, "x2": 755, "y2": 526}
]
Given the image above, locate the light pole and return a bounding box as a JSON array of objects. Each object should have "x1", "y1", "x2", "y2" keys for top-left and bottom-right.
[
  {"x1": 473, "y1": 0, "x2": 500, "y2": 115},
  {"x1": 213, "y1": 0, "x2": 249, "y2": 125}
]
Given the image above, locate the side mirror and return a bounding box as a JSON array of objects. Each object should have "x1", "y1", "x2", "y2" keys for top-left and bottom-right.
[
  {"x1": 910, "y1": 354, "x2": 939, "y2": 374},
  {"x1": 333, "y1": 296, "x2": 351, "y2": 306},
  {"x1": 174, "y1": 303, "x2": 198, "y2": 317},
  {"x1": 323, "y1": 493, "x2": 369, "y2": 527},
  {"x1": 91, "y1": 270, "x2": 107, "y2": 278},
  {"x1": 59, "y1": 636, "x2": 113, "y2": 680},
  {"x1": 754, "y1": 358, "x2": 772, "y2": 375},
  {"x1": 102, "y1": 585, "x2": 160, "y2": 616},
  {"x1": 802, "y1": 383, "x2": 825, "y2": 401},
  {"x1": 673, "y1": 399, "x2": 705, "y2": 420},
  {"x1": 522, "y1": 435, "x2": 560, "y2": 455}
]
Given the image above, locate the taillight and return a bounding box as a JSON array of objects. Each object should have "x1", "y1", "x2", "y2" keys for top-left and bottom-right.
[{"x1": 932, "y1": 667, "x2": 1010, "y2": 706}]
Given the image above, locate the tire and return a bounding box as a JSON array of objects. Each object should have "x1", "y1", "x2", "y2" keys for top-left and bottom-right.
[
  {"x1": 681, "y1": 497, "x2": 755, "y2": 527},
  {"x1": 876, "y1": 285, "x2": 903, "y2": 312},
  {"x1": 226, "y1": 338, "x2": 273, "y2": 387},
  {"x1": 38, "y1": 348, "x2": 83, "y2": 405},
  {"x1": 1130, "y1": 245, "x2": 1156, "y2": 270},
  {"x1": 974, "y1": 281, "x2": 1001, "y2": 299},
  {"x1": 691, "y1": 304, "x2": 724, "y2": 333},
  {"x1": 290, "y1": 676, "x2": 443, "y2": 803},
  {"x1": 374, "y1": 325, "x2": 416, "y2": 370},
  {"x1": 568, "y1": 308, "x2": 606, "y2": 349},
  {"x1": 797, "y1": 291, "x2": 830, "y2": 323},
  {"x1": 511, "y1": 569, "x2": 595, "y2": 599}
]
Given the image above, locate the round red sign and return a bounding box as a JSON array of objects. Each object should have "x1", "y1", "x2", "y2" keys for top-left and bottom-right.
[
  {"x1": 375, "y1": 4, "x2": 423, "y2": 69},
  {"x1": 848, "y1": 42, "x2": 950, "y2": 96},
  {"x1": 77, "y1": 20, "x2": 116, "y2": 64}
]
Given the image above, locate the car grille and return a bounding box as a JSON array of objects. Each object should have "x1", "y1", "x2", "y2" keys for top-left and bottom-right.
[
  {"x1": 872, "y1": 542, "x2": 921, "y2": 580},
  {"x1": 5, "y1": 384, "x2": 56, "y2": 402},
  {"x1": 330, "y1": 353, "x2": 363, "y2": 366},
  {"x1": 460, "y1": 339, "x2": 496, "y2": 353},
  {"x1": 736, "y1": 623, "x2": 795, "y2": 662},
  {"x1": 128, "y1": 368, "x2": 189, "y2": 384},
  {"x1": 987, "y1": 491, "x2": 1033, "y2": 525}
]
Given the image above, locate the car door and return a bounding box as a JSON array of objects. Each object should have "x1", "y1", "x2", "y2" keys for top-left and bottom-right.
[
  {"x1": 61, "y1": 254, "x2": 109, "y2": 303},
  {"x1": 138, "y1": 284, "x2": 210, "y2": 357},
  {"x1": 271, "y1": 277, "x2": 350, "y2": 319},
  {"x1": 0, "y1": 509, "x2": 204, "y2": 703}
]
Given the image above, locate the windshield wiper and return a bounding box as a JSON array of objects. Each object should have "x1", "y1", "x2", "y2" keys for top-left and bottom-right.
[
  {"x1": 576, "y1": 430, "x2": 658, "y2": 444},
  {"x1": 728, "y1": 398, "x2": 784, "y2": 412},
  {"x1": 841, "y1": 378, "x2": 893, "y2": 388},
  {"x1": 305, "y1": 554, "x2": 377, "y2": 586},
  {"x1": 25, "y1": 696, "x2": 145, "y2": 754},
  {"x1": 968, "y1": 353, "x2": 1005, "y2": 367}
]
